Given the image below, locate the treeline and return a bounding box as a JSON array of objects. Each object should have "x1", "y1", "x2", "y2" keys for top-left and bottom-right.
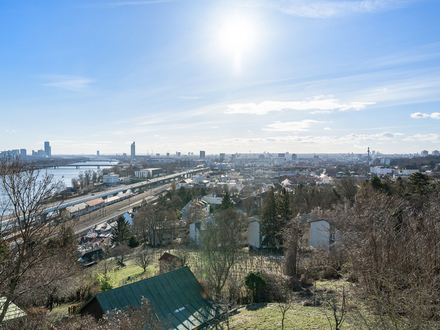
[
  {"x1": 257, "y1": 172, "x2": 440, "y2": 328},
  {"x1": 71, "y1": 169, "x2": 102, "y2": 193}
]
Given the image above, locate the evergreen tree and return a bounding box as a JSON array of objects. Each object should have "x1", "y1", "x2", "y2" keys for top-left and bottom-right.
[
  {"x1": 221, "y1": 191, "x2": 234, "y2": 210},
  {"x1": 111, "y1": 215, "x2": 131, "y2": 246},
  {"x1": 128, "y1": 236, "x2": 140, "y2": 248},
  {"x1": 276, "y1": 188, "x2": 292, "y2": 245},
  {"x1": 260, "y1": 187, "x2": 279, "y2": 248}
]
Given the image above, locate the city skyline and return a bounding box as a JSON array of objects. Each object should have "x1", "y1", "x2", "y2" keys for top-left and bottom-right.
[{"x1": 1, "y1": 1, "x2": 440, "y2": 154}]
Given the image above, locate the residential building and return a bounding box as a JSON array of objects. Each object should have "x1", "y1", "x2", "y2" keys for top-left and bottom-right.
[
  {"x1": 200, "y1": 150, "x2": 205, "y2": 158},
  {"x1": 402, "y1": 165, "x2": 419, "y2": 175},
  {"x1": 134, "y1": 168, "x2": 162, "y2": 178},
  {"x1": 103, "y1": 173, "x2": 119, "y2": 185},
  {"x1": 310, "y1": 219, "x2": 336, "y2": 250},
  {"x1": 433, "y1": 150, "x2": 439, "y2": 156},
  {"x1": 219, "y1": 153, "x2": 225, "y2": 162},
  {"x1": 421, "y1": 150, "x2": 429, "y2": 156},
  {"x1": 19, "y1": 149, "x2": 26, "y2": 157},
  {"x1": 181, "y1": 199, "x2": 210, "y2": 223},
  {"x1": 370, "y1": 166, "x2": 393, "y2": 175},
  {"x1": 248, "y1": 216, "x2": 261, "y2": 248}
]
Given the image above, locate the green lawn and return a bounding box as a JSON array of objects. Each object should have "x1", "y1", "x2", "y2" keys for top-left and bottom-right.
[
  {"x1": 230, "y1": 303, "x2": 362, "y2": 330},
  {"x1": 103, "y1": 258, "x2": 159, "y2": 287}
]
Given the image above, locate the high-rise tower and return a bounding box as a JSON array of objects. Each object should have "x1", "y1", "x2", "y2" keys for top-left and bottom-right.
[
  {"x1": 131, "y1": 142, "x2": 135, "y2": 160},
  {"x1": 44, "y1": 141, "x2": 51, "y2": 157}
]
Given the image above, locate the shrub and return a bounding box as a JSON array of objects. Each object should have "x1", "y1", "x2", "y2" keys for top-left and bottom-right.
[
  {"x1": 128, "y1": 236, "x2": 140, "y2": 248},
  {"x1": 245, "y1": 271, "x2": 268, "y2": 303},
  {"x1": 97, "y1": 271, "x2": 118, "y2": 292},
  {"x1": 299, "y1": 273, "x2": 314, "y2": 287}
]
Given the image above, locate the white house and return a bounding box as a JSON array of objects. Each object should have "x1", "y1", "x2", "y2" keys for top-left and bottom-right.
[
  {"x1": 103, "y1": 173, "x2": 119, "y2": 185},
  {"x1": 189, "y1": 220, "x2": 208, "y2": 245},
  {"x1": 310, "y1": 219, "x2": 336, "y2": 250},
  {"x1": 370, "y1": 166, "x2": 393, "y2": 176},
  {"x1": 401, "y1": 165, "x2": 419, "y2": 175},
  {"x1": 181, "y1": 199, "x2": 210, "y2": 222},
  {"x1": 248, "y1": 216, "x2": 261, "y2": 248},
  {"x1": 134, "y1": 168, "x2": 162, "y2": 179}
]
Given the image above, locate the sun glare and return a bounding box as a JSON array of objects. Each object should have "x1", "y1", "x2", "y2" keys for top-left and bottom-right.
[{"x1": 219, "y1": 13, "x2": 256, "y2": 69}]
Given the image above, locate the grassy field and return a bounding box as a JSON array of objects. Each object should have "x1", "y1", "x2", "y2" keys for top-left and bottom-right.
[{"x1": 229, "y1": 303, "x2": 362, "y2": 330}]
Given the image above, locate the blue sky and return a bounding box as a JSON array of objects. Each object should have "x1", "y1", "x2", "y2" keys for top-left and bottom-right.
[{"x1": 1, "y1": 0, "x2": 439, "y2": 155}]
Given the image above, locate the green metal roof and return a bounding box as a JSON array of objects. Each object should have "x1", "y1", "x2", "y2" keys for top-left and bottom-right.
[
  {"x1": 0, "y1": 297, "x2": 27, "y2": 322},
  {"x1": 79, "y1": 266, "x2": 220, "y2": 329}
]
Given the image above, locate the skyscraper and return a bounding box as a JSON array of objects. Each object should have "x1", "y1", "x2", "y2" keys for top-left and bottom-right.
[
  {"x1": 200, "y1": 151, "x2": 205, "y2": 159},
  {"x1": 44, "y1": 141, "x2": 51, "y2": 157},
  {"x1": 131, "y1": 142, "x2": 135, "y2": 160}
]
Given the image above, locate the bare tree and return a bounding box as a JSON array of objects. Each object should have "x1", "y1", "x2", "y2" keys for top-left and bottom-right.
[
  {"x1": 135, "y1": 247, "x2": 154, "y2": 273},
  {"x1": 84, "y1": 170, "x2": 92, "y2": 187},
  {"x1": 329, "y1": 188, "x2": 440, "y2": 329},
  {"x1": 1, "y1": 297, "x2": 169, "y2": 330},
  {"x1": 0, "y1": 155, "x2": 79, "y2": 322},
  {"x1": 283, "y1": 216, "x2": 304, "y2": 277},
  {"x1": 200, "y1": 209, "x2": 246, "y2": 295},
  {"x1": 78, "y1": 173, "x2": 85, "y2": 189},
  {"x1": 273, "y1": 276, "x2": 295, "y2": 330},
  {"x1": 322, "y1": 286, "x2": 347, "y2": 330}
]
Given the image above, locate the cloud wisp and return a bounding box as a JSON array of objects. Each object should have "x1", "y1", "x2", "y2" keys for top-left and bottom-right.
[
  {"x1": 225, "y1": 97, "x2": 374, "y2": 115},
  {"x1": 254, "y1": 0, "x2": 412, "y2": 19},
  {"x1": 410, "y1": 112, "x2": 440, "y2": 119},
  {"x1": 43, "y1": 75, "x2": 94, "y2": 91},
  {"x1": 263, "y1": 120, "x2": 324, "y2": 132},
  {"x1": 403, "y1": 134, "x2": 439, "y2": 143}
]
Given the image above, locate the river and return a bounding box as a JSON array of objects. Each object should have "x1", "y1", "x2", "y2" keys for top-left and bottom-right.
[{"x1": 39, "y1": 161, "x2": 118, "y2": 188}]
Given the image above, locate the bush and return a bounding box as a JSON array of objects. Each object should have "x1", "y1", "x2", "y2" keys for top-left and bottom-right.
[
  {"x1": 128, "y1": 236, "x2": 140, "y2": 248},
  {"x1": 245, "y1": 271, "x2": 268, "y2": 303},
  {"x1": 299, "y1": 273, "x2": 314, "y2": 287},
  {"x1": 259, "y1": 271, "x2": 293, "y2": 302},
  {"x1": 97, "y1": 271, "x2": 118, "y2": 292},
  {"x1": 346, "y1": 271, "x2": 358, "y2": 283},
  {"x1": 322, "y1": 266, "x2": 340, "y2": 280}
]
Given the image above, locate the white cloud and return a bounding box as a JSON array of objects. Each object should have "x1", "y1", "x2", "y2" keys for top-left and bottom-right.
[
  {"x1": 411, "y1": 112, "x2": 440, "y2": 119},
  {"x1": 339, "y1": 131, "x2": 402, "y2": 142},
  {"x1": 43, "y1": 75, "x2": 94, "y2": 91},
  {"x1": 324, "y1": 127, "x2": 331, "y2": 130},
  {"x1": 264, "y1": 120, "x2": 324, "y2": 132},
  {"x1": 311, "y1": 110, "x2": 334, "y2": 114},
  {"x1": 254, "y1": 0, "x2": 411, "y2": 18},
  {"x1": 403, "y1": 134, "x2": 440, "y2": 142},
  {"x1": 225, "y1": 96, "x2": 374, "y2": 115}
]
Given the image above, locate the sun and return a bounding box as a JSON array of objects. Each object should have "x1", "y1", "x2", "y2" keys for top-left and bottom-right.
[{"x1": 218, "y1": 12, "x2": 256, "y2": 68}]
